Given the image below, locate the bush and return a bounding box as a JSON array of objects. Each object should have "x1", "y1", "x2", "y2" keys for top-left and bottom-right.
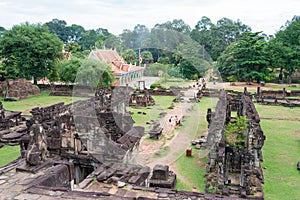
[
  {"x1": 150, "y1": 83, "x2": 161, "y2": 89},
  {"x1": 225, "y1": 116, "x2": 249, "y2": 149}
]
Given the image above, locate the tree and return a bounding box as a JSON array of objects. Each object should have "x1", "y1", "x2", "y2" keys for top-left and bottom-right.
[
  {"x1": 141, "y1": 51, "x2": 153, "y2": 64},
  {"x1": 267, "y1": 16, "x2": 300, "y2": 85},
  {"x1": 0, "y1": 23, "x2": 63, "y2": 84},
  {"x1": 75, "y1": 59, "x2": 115, "y2": 87},
  {"x1": 218, "y1": 32, "x2": 270, "y2": 84},
  {"x1": 154, "y1": 19, "x2": 191, "y2": 34},
  {"x1": 59, "y1": 58, "x2": 82, "y2": 84},
  {"x1": 44, "y1": 19, "x2": 69, "y2": 43},
  {"x1": 120, "y1": 24, "x2": 150, "y2": 50},
  {"x1": 65, "y1": 41, "x2": 81, "y2": 53},
  {"x1": 79, "y1": 29, "x2": 98, "y2": 50},
  {"x1": 122, "y1": 49, "x2": 137, "y2": 64},
  {"x1": 67, "y1": 24, "x2": 85, "y2": 43},
  {"x1": 191, "y1": 17, "x2": 251, "y2": 61}
]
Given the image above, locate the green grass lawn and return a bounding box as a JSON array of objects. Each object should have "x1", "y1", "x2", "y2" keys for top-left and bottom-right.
[
  {"x1": 0, "y1": 145, "x2": 20, "y2": 167},
  {"x1": 174, "y1": 97, "x2": 212, "y2": 192},
  {"x1": 1, "y1": 92, "x2": 86, "y2": 114},
  {"x1": 154, "y1": 77, "x2": 194, "y2": 88},
  {"x1": 128, "y1": 95, "x2": 176, "y2": 127},
  {"x1": 255, "y1": 104, "x2": 300, "y2": 200}
]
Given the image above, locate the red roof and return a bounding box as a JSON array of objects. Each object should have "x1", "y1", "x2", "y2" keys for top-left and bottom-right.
[{"x1": 89, "y1": 49, "x2": 144, "y2": 76}]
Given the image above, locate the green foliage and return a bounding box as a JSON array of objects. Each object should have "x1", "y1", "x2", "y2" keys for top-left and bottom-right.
[
  {"x1": 0, "y1": 23, "x2": 63, "y2": 83},
  {"x1": 141, "y1": 50, "x2": 153, "y2": 64},
  {"x1": 225, "y1": 116, "x2": 249, "y2": 148},
  {"x1": 65, "y1": 41, "x2": 81, "y2": 53},
  {"x1": 150, "y1": 82, "x2": 161, "y2": 89},
  {"x1": 59, "y1": 58, "x2": 82, "y2": 84},
  {"x1": 218, "y1": 32, "x2": 270, "y2": 83},
  {"x1": 120, "y1": 24, "x2": 150, "y2": 49},
  {"x1": 145, "y1": 63, "x2": 168, "y2": 76},
  {"x1": 122, "y1": 49, "x2": 137, "y2": 64},
  {"x1": 193, "y1": 73, "x2": 199, "y2": 81},
  {"x1": 157, "y1": 56, "x2": 170, "y2": 64},
  {"x1": 191, "y1": 16, "x2": 251, "y2": 61},
  {"x1": 154, "y1": 19, "x2": 191, "y2": 34},
  {"x1": 75, "y1": 59, "x2": 115, "y2": 87},
  {"x1": 167, "y1": 66, "x2": 182, "y2": 78},
  {"x1": 267, "y1": 16, "x2": 300, "y2": 85}
]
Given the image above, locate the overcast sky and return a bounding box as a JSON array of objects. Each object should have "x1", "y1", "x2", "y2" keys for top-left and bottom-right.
[{"x1": 0, "y1": 0, "x2": 299, "y2": 36}]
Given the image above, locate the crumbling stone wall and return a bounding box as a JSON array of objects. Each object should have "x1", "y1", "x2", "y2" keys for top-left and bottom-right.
[
  {"x1": 21, "y1": 87, "x2": 144, "y2": 167},
  {"x1": 256, "y1": 87, "x2": 300, "y2": 107},
  {"x1": 205, "y1": 90, "x2": 265, "y2": 199}
]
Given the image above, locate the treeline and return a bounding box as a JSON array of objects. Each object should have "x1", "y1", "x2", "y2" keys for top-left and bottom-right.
[{"x1": 0, "y1": 16, "x2": 299, "y2": 85}]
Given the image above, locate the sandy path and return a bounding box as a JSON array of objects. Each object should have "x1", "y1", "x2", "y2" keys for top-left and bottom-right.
[{"x1": 135, "y1": 88, "x2": 202, "y2": 168}]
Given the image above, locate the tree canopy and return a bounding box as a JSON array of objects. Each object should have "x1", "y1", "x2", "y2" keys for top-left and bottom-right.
[
  {"x1": 267, "y1": 16, "x2": 300, "y2": 84},
  {"x1": 0, "y1": 23, "x2": 63, "y2": 83},
  {"x1": 59, "y1": 58, "x2": 82, "y2": 84},
  {"x1": 218, "y1": 32, "x2": 270, "y2": 83},
  {"x1": 75, "y1": 59, "x2": 115, "y2": 87}
]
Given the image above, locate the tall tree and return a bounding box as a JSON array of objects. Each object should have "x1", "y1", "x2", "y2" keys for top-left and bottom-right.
[
  {"x1": 218, "y1": 32, "x2": 270, "y2": 84},
  {"x1": 268, "y1": 16, "x2": 300, "y2": 85},
  {"x1": 79, "y1": 29, "x2": 98, "y2": 50},
  {"x1": 120, "y1": 24, "x2": 150, "y2": 50},
  {"x1": 59, "y1": 58, "x2": 82, "y2": 84},
  {"x1": 0, "y1": 23, "x2": 63, "y2": 84},
  {"x1": 44, "y1": 19, "x2": 69, "y2": 43},
  {"x1": 67, "y1": 24, "x2": 85, "y2": 43},
  {"x1": 122, "y1": 49, "x2": 137, "y2": 64},
  {"x1": 75, "y1": 59, "x2": 114, "y2": 87},
  {"x1": 155, "y1": 19, "x2": 191, "y2": 34},
  {"x1": 141, "y1": 51, "x2": 153, "y2": 64},
  {"x1": 191, "y1": 17, "x2": 251, "y2": 61}
]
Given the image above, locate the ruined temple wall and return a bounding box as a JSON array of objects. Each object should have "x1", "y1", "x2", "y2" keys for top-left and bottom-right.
[{"x1": 205, "y1": 91, "x2": 265, "y2": 199}]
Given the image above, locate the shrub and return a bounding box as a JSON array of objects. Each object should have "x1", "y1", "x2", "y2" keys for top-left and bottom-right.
[{"x1": 224, "y1": 116, "x2": 249, "y2": 149}]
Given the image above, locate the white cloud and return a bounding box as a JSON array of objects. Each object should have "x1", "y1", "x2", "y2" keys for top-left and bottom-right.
[{"x1": 0, "y1": 0, "x2": 298, "y2": 35}]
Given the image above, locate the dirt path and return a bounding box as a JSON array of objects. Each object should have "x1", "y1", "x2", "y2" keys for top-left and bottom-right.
[{"x1": 136, "y1": 87, "x2": 202, "y2": 168}]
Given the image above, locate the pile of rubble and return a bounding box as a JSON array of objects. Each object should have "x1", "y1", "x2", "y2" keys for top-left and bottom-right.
[{"x1": 0, "y1": 79, "x2": 40, "y2": 100}]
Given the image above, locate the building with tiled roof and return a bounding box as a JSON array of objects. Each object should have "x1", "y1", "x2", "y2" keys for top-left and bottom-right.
[{"x1": 89, "y1": 49, "x2": 144, "y2": 86}]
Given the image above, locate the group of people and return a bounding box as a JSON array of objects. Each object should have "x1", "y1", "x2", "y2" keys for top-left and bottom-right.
[{"x1": 169, "y1": 115, "x2": 180, "y2": 126}]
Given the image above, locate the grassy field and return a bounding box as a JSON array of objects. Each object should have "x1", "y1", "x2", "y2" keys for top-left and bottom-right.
[
  {"x1": 128, "y1": 95, "x2": 176, "y2": 127},
  {"x1": 1, "y1": 92, "x2": 86, "y2": 114},
  {"x1": 153, "y1": 77, "x2": 194, "y2": 88},
  {"x1": 256, "y1": 104, "x2": 300, "y2": 200},
  {"x1": 174, "y1": 97, "x2": 212, "y2": 192},
  {"x1": 0, "y1": 145, "x2": 20, "y2": 167}
]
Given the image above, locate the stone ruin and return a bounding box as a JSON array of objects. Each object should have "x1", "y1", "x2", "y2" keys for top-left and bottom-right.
[
  {"x1": 0, "y1": 86, "x2": 263, "y2": 199},
  {"x1": 149, "y1": 164, "x2": 176, "y2": 188},
  {"x1": 256, "y1": 87, "x2": 300, "y2": 107},
  {"x1": 0, "y1": 78, "x2": 40, "y2": 100},
  {"x1": 0, "y1": 102, "x2": 29, "y2": 145},
  {"x1": 148, "y1": 122, "x2": 163, "y2": 139},
  {"x1": 205, "y1": 90, "x2": 265, "y2": 199},
  {"x1": 129, "y1": 90, "x2": 155, "y2": 107}
]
